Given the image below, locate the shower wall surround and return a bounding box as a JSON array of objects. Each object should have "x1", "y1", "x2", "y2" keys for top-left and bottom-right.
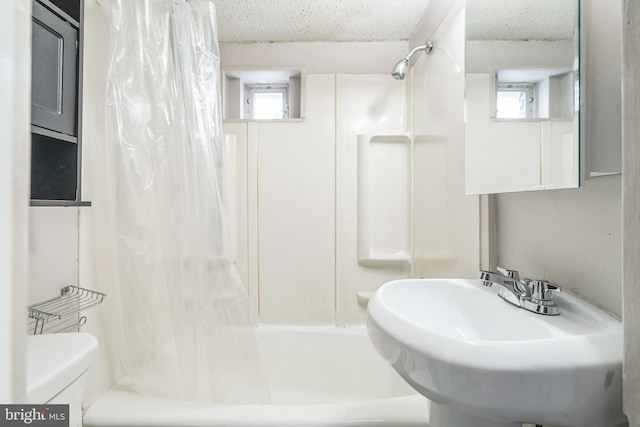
[
  {"x1": 410, "y1": 3, "x2": 479, "y2": 281},
  {"x1": 225, "y1": 75, "x2": 337, "y2": 325},
  {"x1": 335, "y1": 75, "x2": 414, "y2": 325},
  {"x1": 223, "y1": 1, "x2": 478, "y2": 325}
]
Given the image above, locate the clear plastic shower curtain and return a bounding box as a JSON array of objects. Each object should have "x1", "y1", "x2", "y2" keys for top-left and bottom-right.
[{"x1": 103, "y1": 0, "x2": 271, "y2": 403}]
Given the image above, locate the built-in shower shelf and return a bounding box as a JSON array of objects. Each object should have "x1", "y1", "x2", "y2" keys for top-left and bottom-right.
[
  {"x1": 357, "y1": 133, "x2": 412, "y2": 265},
  {"x1": 28, "y1": 286, "x2": 106, "y2": 335}
]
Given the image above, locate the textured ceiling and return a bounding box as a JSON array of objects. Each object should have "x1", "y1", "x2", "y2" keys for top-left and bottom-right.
[
  {"x1": 211, "y1": 0, "x2": 432, "y2": 43},
  {"x1": 466, "y1": 0, "x2": 577, "y2": 41}
]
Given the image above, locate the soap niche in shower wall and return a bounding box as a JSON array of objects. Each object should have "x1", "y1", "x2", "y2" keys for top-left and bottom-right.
[{"x1": 357, "y1": 133, "x2": 412, "y2": 265}]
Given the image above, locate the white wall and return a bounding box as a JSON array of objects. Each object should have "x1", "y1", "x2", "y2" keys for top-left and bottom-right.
[
  {"x1": 26, "y1": 207, "x2": 81, "y2": 337},
  {"x1": 28, "y1": 208, "x2": 78, "y2": 307},
  {"x1": 221, "y1": 42, "x2": 408, "y2": 75},
  {"x1": 495, "y1": 175, "x2": 622, "y2": 316},
  {"x1": 0, "y1": 0, "x2": 30, "y2": 404}
]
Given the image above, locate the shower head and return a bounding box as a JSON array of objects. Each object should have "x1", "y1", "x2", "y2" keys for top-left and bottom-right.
[
  {"x1": 391, "y1": 39, "x2": 434, "y2": 80},
  {"x1": 391, "y1": 58, "x2": 410, "y2": 80}
]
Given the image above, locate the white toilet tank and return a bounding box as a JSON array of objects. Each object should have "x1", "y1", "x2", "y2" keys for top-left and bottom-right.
[{"x1": 26, "y1": 333, "x2": 98, "y2": 427}]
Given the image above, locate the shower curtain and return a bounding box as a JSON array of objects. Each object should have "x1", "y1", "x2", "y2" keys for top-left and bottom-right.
[{"x1": 102, "y1": 0, "x2": 270, "y2": 403}]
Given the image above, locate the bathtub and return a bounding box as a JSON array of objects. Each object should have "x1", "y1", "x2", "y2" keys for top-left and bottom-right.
[{"x1": 84, "y1": 325, "x2": 429, "y2": 427}]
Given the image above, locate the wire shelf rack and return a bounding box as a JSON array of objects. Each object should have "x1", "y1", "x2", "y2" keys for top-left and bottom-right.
[{"x1": 28, "y1": 286, "x2": 106, "y2": 335}]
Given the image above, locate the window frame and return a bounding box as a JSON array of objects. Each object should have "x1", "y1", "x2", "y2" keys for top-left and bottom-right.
[
  {"x1": 495, "y1": 82, "x2": 537, "y2": 119},
  {"x1": 245, "y1": 84, "x2": 290, "y2": 120}
]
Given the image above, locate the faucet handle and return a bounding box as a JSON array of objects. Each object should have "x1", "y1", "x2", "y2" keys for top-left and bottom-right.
[
  {"x1": 496, "y1": 266, "x2": 520, "y2": 281},
  {"x1": 527, "y1": 280, "x2": 561, "y2": 301}
]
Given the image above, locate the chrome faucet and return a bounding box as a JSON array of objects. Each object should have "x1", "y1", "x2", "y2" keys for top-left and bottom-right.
[{"x1": 479, "y1": 267, "x2": 561, "y2": 315}]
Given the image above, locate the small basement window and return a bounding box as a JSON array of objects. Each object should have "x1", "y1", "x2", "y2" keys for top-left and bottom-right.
[
  {"x1": 223, "y1": 69, "x2": 303, "y2": 120},
  {"x1": 246, "y1": 84, "x2": 289, "y2": 119},
  {"x1": 496, "y1": 82, "x2": 536, "y2": 119}
]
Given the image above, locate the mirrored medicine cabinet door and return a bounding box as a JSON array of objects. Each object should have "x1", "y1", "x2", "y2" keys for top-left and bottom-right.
[{"x1": 464, "y1": 0, "x2": 580, "y2": 195}]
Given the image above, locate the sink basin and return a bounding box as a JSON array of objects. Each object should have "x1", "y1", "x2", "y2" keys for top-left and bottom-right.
[{"x1": 367, "y1": 278, "x2": 625, "y2": 427}]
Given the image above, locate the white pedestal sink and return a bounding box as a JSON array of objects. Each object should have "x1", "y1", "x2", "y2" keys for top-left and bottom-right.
[{"x1": 367, "y1": 278, "x2": 626, "y2": 427}]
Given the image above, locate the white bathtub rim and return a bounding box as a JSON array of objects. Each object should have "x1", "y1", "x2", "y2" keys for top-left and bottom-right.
[{"x1": 84, "y1": 388, "x2": 429, "y2": 427}]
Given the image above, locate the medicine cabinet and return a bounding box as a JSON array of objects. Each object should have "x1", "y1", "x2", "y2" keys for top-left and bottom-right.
[
  {"x1": 464, "y1": 0, "x2": 622, "y2": 195},
  {"x1": 464, "y1": 0, "x2": 580, "y2": 194}
]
